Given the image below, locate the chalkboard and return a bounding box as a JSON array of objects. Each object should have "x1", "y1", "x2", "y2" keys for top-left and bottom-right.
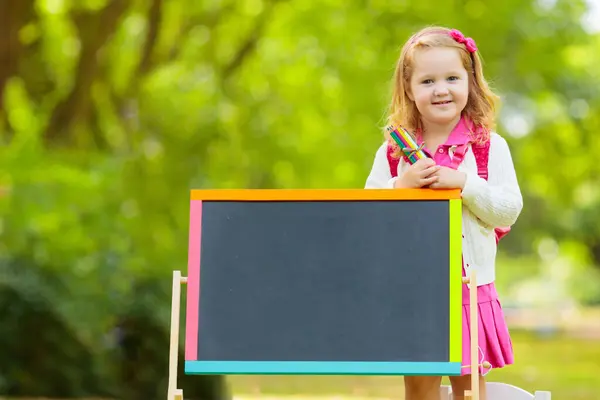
[{"x1": 184, "y1": 189, "x2": 462, "y2": 376}]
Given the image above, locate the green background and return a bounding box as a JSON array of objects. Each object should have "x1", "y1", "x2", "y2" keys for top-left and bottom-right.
[{"x1": 1, "y1": 0, "x2": 599, "y2": 399}]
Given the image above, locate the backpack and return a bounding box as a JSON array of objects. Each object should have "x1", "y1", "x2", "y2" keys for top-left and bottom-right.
[{"x1": 386, "y1": 140, "x2": 510, "y2": 244}]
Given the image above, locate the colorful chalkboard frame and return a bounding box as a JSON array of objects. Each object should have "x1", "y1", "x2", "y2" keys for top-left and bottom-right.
[{"x1": 181, "y1": 189, "x2": 463, "y2": 377}]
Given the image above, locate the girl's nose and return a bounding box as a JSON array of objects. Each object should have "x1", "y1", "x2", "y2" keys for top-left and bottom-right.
[{"x1": 434, "y1": 85, "x2": 449, "y2": 96}]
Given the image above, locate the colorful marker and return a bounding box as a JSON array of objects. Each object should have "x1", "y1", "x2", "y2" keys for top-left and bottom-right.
[{"x1": 386, "y1": 125, "x2": 430, "y2": 164}]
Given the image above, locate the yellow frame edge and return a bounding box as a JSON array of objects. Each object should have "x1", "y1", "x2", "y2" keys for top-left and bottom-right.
[{"x1": 449, "y1": 199, "x2": 463, "y2": 363}]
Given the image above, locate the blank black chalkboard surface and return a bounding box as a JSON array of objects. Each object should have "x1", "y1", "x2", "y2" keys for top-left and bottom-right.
[{"x1": 184, "y1": 189, "x2": 463, "y2": 376}]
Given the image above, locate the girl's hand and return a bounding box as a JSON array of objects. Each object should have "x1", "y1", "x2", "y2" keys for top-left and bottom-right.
[
  {"x1": 429, "y1": 166, "x2": 467, "y2": 189},
  {"x1": 394, "y1": 158, "x2": 440, "y2": 188}
]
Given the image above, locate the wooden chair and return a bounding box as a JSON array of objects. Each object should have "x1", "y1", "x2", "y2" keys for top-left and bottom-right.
[{"x1": 440, "y1": 382, "x2": 552, "y2": 399}]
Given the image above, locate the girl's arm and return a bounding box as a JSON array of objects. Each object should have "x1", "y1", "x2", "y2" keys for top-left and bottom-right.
[
  {"x1": 460, "y1": 133, "x2": 523, "y2": 227},
  {"x1": 364, "y1": 142, "x2": 398, "y2": 189}
]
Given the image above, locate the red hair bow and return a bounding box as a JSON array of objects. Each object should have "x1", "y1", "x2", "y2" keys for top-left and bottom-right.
[{"x1": 449, "y1": 29, "x2": 478, "y2": 53}]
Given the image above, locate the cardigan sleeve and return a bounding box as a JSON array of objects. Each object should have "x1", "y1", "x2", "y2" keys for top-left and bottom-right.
[
  {"x1": 460, "y1": 133, "x2": 523, "y2": 227},
  {"x1": 364, "y1": 142, "x2": 398, "y2": 189}
]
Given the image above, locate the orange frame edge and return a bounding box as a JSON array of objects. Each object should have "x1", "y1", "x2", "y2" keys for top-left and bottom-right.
[{"x1": 190, "y1": 189, "x2": 460, "y2": 201}]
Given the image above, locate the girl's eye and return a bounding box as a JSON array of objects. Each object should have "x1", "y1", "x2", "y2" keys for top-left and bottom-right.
[
  {"x1": 448, "y1": 76, "x2": 459, "y2": 81},
  {"x1": 422, "y1": 79, "x2": 433, "y2": 84}
]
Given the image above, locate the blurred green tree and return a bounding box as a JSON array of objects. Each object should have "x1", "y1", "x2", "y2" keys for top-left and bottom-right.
[{"x1": 1, "y1": 0, "x2": 600, "y2": 397}]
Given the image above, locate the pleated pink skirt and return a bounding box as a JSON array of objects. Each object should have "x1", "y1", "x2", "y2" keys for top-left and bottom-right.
[{"x1": 461, "y1": 267, "x2": 514, "y2": 376}]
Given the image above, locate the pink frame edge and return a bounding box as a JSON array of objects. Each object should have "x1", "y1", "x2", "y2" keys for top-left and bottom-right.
[{"x1": 185, "y1": 200, "x2": 202, "y2": 361}]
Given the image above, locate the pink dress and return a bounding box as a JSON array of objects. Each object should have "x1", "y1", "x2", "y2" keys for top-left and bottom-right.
[{"x1": 419, "y1": 119, "x2": 514, "y2": 376}]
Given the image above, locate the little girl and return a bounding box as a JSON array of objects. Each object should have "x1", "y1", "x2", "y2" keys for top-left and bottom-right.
[{"x1": 365, "y1": 26, "x2": 523, "y2": 400}]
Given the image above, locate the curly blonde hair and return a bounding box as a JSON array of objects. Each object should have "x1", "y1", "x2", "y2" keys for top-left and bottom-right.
[{"x1": 385, "y1": 26, "x2": 500, "y2": 156}]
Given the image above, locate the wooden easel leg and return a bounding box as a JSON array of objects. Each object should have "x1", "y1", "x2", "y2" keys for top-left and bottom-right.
[
  {"x1": 168, "y1": 270, "x2": 187, "y2": 400},
  {"x1": 467, "y1": 269, "x2": 479, "y2": 400},
  {"x1": 461, "y1": 270, "x2": 479, "y2": 400}
]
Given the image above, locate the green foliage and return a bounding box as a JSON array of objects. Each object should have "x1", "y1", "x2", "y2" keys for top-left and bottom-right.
[{"x1": 1, "y1": 0, "x2": 600, "y2": 397}]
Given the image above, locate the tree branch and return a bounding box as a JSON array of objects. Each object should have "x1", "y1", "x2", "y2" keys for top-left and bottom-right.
[
  {"x1": 221, "y1": 0, "x2": 284, "y2": 81},
  {"x1": 43, "y1": 0, "x2": 130, "y2": 147},
  {"x1": 136, "y1": 0, "x2": 163, "y2": 77},
  {"x1": 166, "y1": 2, "x2": 236, "y2": 64}
]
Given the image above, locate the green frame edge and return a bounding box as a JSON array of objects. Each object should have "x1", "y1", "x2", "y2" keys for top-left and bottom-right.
[{"x1": 184, "y1": 361, "x2": 462, "y2": 376}]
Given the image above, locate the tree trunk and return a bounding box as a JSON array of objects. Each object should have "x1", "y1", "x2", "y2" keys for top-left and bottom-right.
[{"x1": 0, "y1": 0, "x2": 35, "y2": 139}]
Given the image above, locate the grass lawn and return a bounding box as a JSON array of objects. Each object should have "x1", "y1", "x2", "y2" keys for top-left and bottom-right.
[
  {"x1": 3, "y1": 331, "x2": 598, "y2": 400},
  {"x1": 228, "y1": 330, "x2": 600, "y2": 400}
]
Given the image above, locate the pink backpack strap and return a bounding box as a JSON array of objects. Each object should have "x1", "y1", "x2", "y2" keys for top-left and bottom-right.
[
  {"x1": 449, "y1": 143, "x2": 470, "y2": 170},
  {"x1": 472, "y1": 140, "x2": 511, "y2": 243},
  {"x1": 448, "y1": 140, "x2": 489, "y2": 180},
  {"x1": 471, "y1": 140, "x2": 490, "y2": 180},
  {"x1": 386, "y1": 143, "x2": 411, "y2": 178}
]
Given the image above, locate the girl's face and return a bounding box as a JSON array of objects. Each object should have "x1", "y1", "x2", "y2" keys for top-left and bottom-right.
[{"x1": 407, "y1": 47, "x2": 469, "y2": 129}]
